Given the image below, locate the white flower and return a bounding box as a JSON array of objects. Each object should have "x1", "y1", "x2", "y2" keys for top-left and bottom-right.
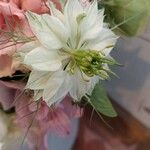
[{"x1": 18, "y1": 0, "x2": 118, "y2": 106}]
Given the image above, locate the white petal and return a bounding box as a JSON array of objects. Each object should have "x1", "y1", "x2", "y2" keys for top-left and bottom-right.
[
  {"x1": 86, "y1": 28, "x2": 118, "y2": 55},
  {"x1": 69, "y1": 70, "x2": 98, "y2": 101},
  {"x1": 79, "y1": 2, "x2": 104, "y2": 48},
  {"x1": 64, "y1": 0, "x2": 84, "y2": 28},
  {"x1": 102, "y1": 47, "x2": 114, "y2": 56},
  {"x1": 24, "y1": 46, "x2": 62, "y2": 71},
  {"x1": 64, "y1": 0, "x2": 84, "y2": 48},
  {"x1": 17, "y1": 41, "x2": 40, "y2": 61},
  {"x1": 17, "y1": 41, "x2": 40, "y2": 53},
  {"x1": 87, "y1": 76, "x2": 99, "y2": 96},
  {"x1": 43, "y1": 70, "x2": 67, "y2": 105},
  {"x1": 26, "y1": 71, "x2": 51, "y2": 90},
  {"x1": 42, "y1": 14, "x2": 69, "y2": 43},
  {"x1": 26, "y1": 11, "x2": 62, "y2": 49},
  {"x1": 80, "y1": 0, "x2": 99, "y2": 32},
  {"x1": 33, "y1": 90, "x2": 43, "y2": 101},
  {"x1": 46, "y1": 72, "x2": 71, "y2": 106},
  {"x1": 47, "y1": 1, "x2": 65, "y2": 22}
]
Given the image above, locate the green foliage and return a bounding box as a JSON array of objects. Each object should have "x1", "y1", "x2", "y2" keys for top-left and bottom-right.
[
  {"x1": 101, "y1": 0, "x2": 150, "y2": 36},
  {"x1": 89, "y1": 82, "x2": 117, "y2": 117}
]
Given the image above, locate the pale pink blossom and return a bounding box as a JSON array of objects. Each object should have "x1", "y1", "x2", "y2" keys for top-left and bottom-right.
[
  {"x1": 15, "y1": 95, "x2": 82, "y2": 149},
  {"x1": 0, "y1": 79, "x2": 82, "y2": 149}
]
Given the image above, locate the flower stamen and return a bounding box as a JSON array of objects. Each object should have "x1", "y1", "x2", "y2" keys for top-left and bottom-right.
[{"x1": 66, "y1": 49, "x2": 118, "y2": 80}]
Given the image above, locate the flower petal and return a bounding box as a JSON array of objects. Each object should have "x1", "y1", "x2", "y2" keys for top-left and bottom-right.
[
  {"x1": 48, "y1": 73, "x2": 71, "y2": 106},
  {"x1": 17, "y1": 41, "x2": 40, "y2": 60},
  {"x1": 86, "y1": 28, "x2": 118, "y2": 55},
  {"x1": 24, "y1": 46, "x2": 62, "y2": 71},
  {"x1": 17, "y1": 41, "x2": 40, "y2": 53},
  {"x1": 47, "y1": 1, "x2": 64, "y2": 22},
  {"x1": 33, "y1": 90, "x2": 43, "y2": 101},
  {"x1": 0, "y1": 1, "x2": 24, "y2": 19},
  {"x1": 43, "y1": 70, "x2": 70, "y2": 106},
  {"x1": 42, "y1": 14, "x2": 69, "y2": 43},
  {"x1": 64, "y1": 0, "x2": 84, "y2": 48},
  {"x1": 26, "y1": 70, "x2": 51, "y2": 90},
  {"x1": 0, "y1": 55, "x2": 12, "y2": 77},
  {"x1": 26, "y1": 11, "x2": 62, "y2": 49},
  {"x1": 69, "y1": 70, "x2": 98, "y2": 101},
  {"x1": 0, "y1": 81, "x2": 16, "y2": 110},
  {"x1": 79, "y1": 1, "x2": 104, "y2": 48}
]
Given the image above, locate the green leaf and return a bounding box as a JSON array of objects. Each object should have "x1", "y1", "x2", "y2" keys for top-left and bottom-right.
[
  {"x1": 89, "y1": 82, "x2": 117, "y2": 117},
  {"x1": 101, "y1": 0, "x2": 150, "y2": 36}
]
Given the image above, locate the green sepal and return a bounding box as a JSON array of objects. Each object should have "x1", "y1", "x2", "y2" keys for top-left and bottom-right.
[{"x1": 88, "y1": 82, "x2": 117, "y2": 117}]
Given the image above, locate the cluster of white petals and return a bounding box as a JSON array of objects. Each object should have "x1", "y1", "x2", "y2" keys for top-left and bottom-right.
[{"x1": 17, "y1": 0, "x2": 118, "y2": 106}]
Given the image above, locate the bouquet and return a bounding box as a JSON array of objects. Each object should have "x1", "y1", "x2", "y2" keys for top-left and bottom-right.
[{"x1": 0, "y1": 0, "x2": 149, "y2": 149}]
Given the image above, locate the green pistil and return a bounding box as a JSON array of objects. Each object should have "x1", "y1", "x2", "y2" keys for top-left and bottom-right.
[{"x1": 66, "y1": 50, "x2": 119, "y2": 80}]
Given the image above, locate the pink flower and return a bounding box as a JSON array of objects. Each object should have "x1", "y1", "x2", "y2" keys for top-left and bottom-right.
[
  {"x1": 0, "y1": 79, "x2": 82, "y2": 149},
  {"x1": 15, "y1": 95, "x2": 82, "y2": 149}
]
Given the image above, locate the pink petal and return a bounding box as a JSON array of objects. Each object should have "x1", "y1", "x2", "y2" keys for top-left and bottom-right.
[
  {"x1": 0, "y1": 81, "x2": 16, "y2": 110},
  {"x1": 20, "y1": 19, "x2": 33, "y2": 36},
  {"x1": 51, "y1": 0, "x2": 62, "y2": 11},
  {"x1": 0, "y1": 80, "x2": 25, "y2": 110},
  {"x1": 0, "y1": 80, "x2": 25, "y2": 89},
  {"x1": 0, "y1": 35, "x2": 22, "y2": 56},
  {"x1": 62, "y1": 96, "x2": 83, "y2": 118},
  {"x1": 21, "y1": 0, "x2": 49, "y2": 13},
  {"x1": 0, "y1": 55, "x2": 12, "y2": 77},
  {"x1": 49, "y1": 109, "x2": 70, "y2": 136},
  {"x1": 27, "y1": 131, "x2": 48, "y2": 150},
  {"x1": 0, "y1": 1, "x2": 25, "y2": 20},
  {"x1": 0, "y1": 42, "x2": 16, "y2": 56},
  {"x1": 10, "y1": 0, "x2": 20, "y2": 6},
  {"x1": 35, "y1": 101, "x2": 50, "y2": 120},
  {"x1": 21, "y1": 0, "x2": 61, "y2": 13},
  {"x1": 0, "y1": 13, "x2": 4, "y2": 29}
]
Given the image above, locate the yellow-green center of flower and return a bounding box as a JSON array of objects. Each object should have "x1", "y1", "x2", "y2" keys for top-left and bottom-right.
[{"x1": 65, "y1": 50, "x2": 118, "y2": 80}]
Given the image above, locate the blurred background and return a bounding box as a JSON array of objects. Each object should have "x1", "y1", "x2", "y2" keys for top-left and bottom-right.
[{"x1": 107, "y1": 23, "x2": 150, "y2": 128}]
